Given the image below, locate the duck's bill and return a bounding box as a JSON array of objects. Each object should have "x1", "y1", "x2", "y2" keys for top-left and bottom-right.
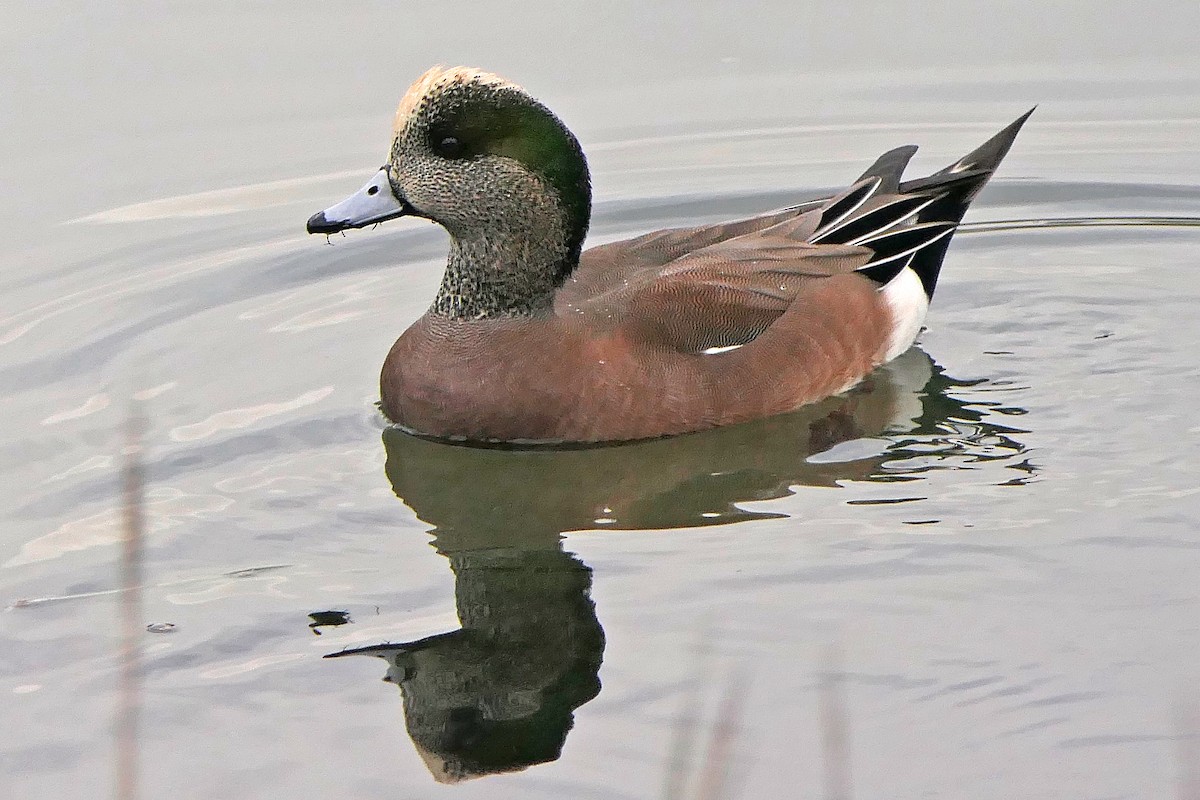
[{"x1": 306, "y1": 167, "x2": 412, "y2": 234}]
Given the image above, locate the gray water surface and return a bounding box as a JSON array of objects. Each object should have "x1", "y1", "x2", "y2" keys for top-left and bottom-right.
[{"x1": 3, "y1": 4, "x2": 1200, "y2": 799}]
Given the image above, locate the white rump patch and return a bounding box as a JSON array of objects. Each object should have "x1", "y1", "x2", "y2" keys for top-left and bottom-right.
[
  {"x1": 702, "y1": 344, "x2": 744, "y2": 355},
  {"x1": 879, "y1": 267, "x2": 929, "y2": 362}
]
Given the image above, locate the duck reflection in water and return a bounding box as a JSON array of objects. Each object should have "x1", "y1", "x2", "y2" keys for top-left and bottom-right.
[
  {"x1": 325, "y1": 348, "x2": 1031, "y2": 782},
  {"x1": 327, "y1": 535, "x2": 602, "y2": 782}
]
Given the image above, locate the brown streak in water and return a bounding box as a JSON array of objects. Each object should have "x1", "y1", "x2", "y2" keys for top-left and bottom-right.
[
  {"x1": 116, "y1": 412, "x2": 145, "y2": 800},
  {"x1": 820, "y1": 644, "x2": 853, "y2": 800},
  {"x1": 1179, "y1": 697, "x2": 1200, "y2": 800},
  {"x1": 694, "y1": 670, "x2": 747, "y2": 800},
  {"x1": 663, "y1": 637, "x2": 710, "y2": 800}
]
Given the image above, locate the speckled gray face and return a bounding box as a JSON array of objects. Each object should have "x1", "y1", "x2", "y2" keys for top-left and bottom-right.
[
  {"x1": 384, "y1": 76, "x2": 594, "y2": 319},
  {"x1": 388, "y1": 79, "x2": 590, "y2": 251}
]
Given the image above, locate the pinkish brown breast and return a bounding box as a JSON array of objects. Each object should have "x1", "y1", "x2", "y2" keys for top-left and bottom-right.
[{"x1": 381, "y1": 275, "x2": 891, "y2": 443}]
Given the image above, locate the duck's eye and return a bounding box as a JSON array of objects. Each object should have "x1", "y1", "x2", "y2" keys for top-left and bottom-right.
[{"x1": 434, "y1": 135, "x2": 464, "y2": 159}]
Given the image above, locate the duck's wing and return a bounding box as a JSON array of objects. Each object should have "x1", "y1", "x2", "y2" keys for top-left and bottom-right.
[
  {"x1": 598, "y1": 216, "x2": 874, "y2": 353},
  {"x1": 559, "y1": 145, "x2": 919, "y2": 305},
  {"x1": 558, "y1": 206, "x2": 808, "y2": 307},
  {"x1": 564, "y1": 147, "x2": 938, "y2": 353}
]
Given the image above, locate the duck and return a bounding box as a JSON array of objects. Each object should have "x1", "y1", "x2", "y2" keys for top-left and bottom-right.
[{"x1": 307, "y1": 65, "x2": 1031, "y2": 445}]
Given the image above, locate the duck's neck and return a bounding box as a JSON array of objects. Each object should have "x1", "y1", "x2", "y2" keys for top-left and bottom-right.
[
  {"x1": 431, "y1": 237, "x2": 564, "y2": 319},
  {"x1": 430, "y1": 191, "x2": 587, "y2": 320}
]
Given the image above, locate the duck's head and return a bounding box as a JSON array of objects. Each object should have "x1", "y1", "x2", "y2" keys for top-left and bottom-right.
[{"x1": 308, "y1": 67, "x2": 592, "y2": 306}]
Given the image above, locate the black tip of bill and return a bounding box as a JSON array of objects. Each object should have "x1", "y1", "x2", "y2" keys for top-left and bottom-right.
[{"x1": 306, "y1": 211, "x2": 340, "y2": 235}]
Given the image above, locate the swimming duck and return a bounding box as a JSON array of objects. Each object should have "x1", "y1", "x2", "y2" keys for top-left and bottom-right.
[{"x1": 307, "y1": 66, "x2": 1031, "y2": 444}]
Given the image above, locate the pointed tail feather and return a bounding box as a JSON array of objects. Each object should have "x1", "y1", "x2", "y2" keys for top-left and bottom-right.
[
  {"x1": 857, "y1": 144, "x2": 919, "y2": 194},
  {"x1": 899, "y1": 107, "x2": 1035, "y2": 297},
  {"x1": 933, "y1": 106, "x2": 1036, "y2": 179},
  {"x1": 800, "y1": 109, "x2": 1034, "y2": 297}
]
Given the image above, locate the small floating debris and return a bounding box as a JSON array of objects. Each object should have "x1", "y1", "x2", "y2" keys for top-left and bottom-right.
[
  {"x1": 146, "y1": 622, "x2": 177, "y2": 634},
  {"x1": 308, "y1": 610, "x2": 352, "y2": 635}
]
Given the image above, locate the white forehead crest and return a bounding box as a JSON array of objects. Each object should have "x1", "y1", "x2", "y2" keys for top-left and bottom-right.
[{"x1": 392, "y1": 66, "x2": 522, "y2": 136}]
